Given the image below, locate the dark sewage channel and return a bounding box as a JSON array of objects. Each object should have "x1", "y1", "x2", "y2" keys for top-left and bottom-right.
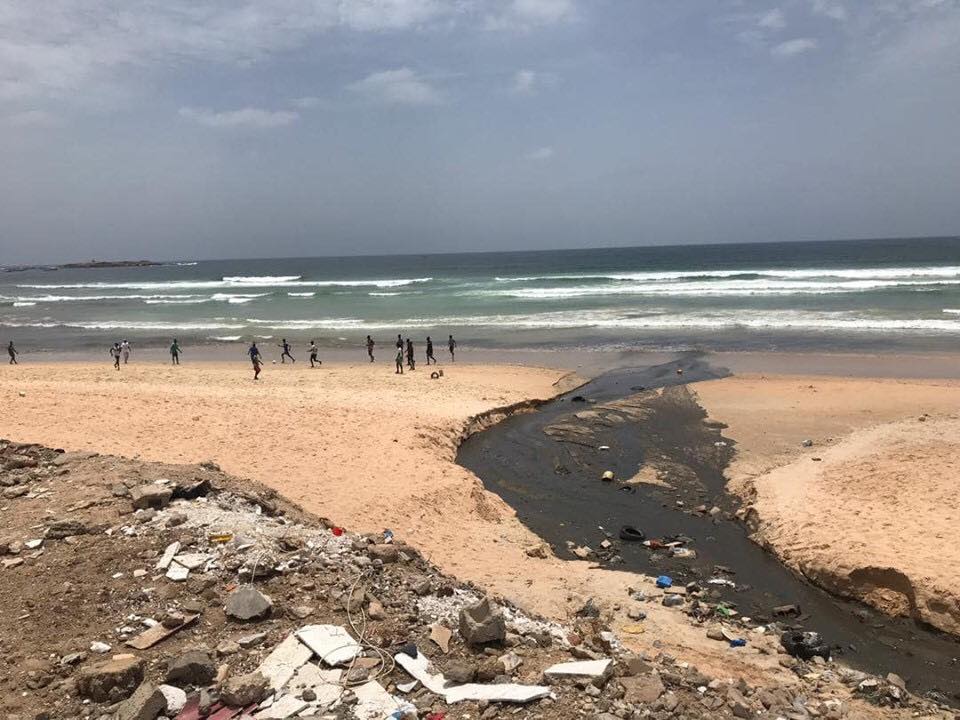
[{"x1": 457, "y1": 354, "x2": 960, "y2": 702}]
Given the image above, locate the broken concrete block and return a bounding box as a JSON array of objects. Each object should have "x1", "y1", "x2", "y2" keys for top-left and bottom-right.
[
  {"x1": 252, "y1": 694, "x2": 308, "y2": 719},
  {"x1": 459, "y1": 597, "x2": 506, "y2": 646},
  {"x1": 256, "y1": 633, "x2": 313, "y2": 690},
  {"x1": 225, "y1": 585, "x2": 273, "y2": 621},
  {"x1": 130, "y1": 484, "x2": 173, "y2": 510},
  {"x1": 155, "y1": 541, "x2": 181, "y2": 570},
  {"x1": 544, "y1": 659, "x2": 613, "y2": 686},
  {"x1": 165, "y1": 562, "x2": 190, "y2": 582},
  {"x1": 296, "y1": 625, "x2": 361, "y2": 667},
  {"x1": 77, "y1": 655, "x2": 146, "y2": 702},
  {"x1": 394, "y1": 652, "x2": 550, "y2": 705},
  {"x1": 114, "y1": 682, "x2": 167, "y2": 720},
  {"x1": 220, "y1": 671, "x2": 270, "y2": 707}
]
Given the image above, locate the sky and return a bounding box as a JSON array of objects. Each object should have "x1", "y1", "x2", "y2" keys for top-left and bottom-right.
[{"x1": 2, "y1": 0, "x2": 959, "y2": 264}]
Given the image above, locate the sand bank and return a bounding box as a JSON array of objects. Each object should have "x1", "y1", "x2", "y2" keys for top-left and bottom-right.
[
  {"x1": 695, "y1": 374, "x2": 960, "y2": 634},
  {"x1": 0, "y1": 359, "x2": 817, "y2": 686}
]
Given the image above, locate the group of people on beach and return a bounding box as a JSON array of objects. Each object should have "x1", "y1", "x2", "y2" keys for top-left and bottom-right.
[
  {"x1": 246, "y1": 334, "x2": 457, "y2": 380},
  {"x1": 7, "y1": 333, "x2": 458, "y2": 380}
]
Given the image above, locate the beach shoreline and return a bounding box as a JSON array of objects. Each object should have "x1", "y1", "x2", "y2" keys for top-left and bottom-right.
[{"x1": 3, "y1": 353, "x2": 960, "y2": 647}]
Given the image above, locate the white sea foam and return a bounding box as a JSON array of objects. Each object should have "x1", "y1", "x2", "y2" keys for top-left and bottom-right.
[
  {"x1": 209, "y1": 335, "x2": 243, "y2": 341},
  {"x1": 944, "y1": 309, "x2": 960, "y2": 315},
  {"x1": 494, "y1": 265, "x2": 960, "y2": 284},
  {"x1": 12, "y1": 301, "x2": 36, "y2": 307},
  {"x1": 17, "y1": 277, "x2": 433, "y2": 291},
  {"x1": 288, "y1": 292, "x2": 315, "y2": 297},
  {"x1": 221, "y1": 275, "x2": 301, "y2": 283}
]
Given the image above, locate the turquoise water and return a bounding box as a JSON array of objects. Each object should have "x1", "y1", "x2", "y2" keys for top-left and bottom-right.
[{"x1": 3, "y1": 236, "x2": 959, "y2": 352}]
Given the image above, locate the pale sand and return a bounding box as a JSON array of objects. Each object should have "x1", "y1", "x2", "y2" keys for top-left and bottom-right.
[
  {"x1": 695, "y1": 375, "x2": 960, "y2": 634},
  {"x1": 0, "y1": 360, "x2": 804, "y2": 686}
]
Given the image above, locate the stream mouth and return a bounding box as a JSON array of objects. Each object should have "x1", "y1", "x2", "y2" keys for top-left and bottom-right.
[{"x1": 457, "y1": 352, "x2": 960, "y2": 701}]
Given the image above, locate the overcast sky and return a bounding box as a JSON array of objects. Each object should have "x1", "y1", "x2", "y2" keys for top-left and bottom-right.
[{"x1": 2, "y1": 0, "x2": 959, "y2": 263}]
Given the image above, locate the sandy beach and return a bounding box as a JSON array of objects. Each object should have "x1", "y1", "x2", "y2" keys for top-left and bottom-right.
[
  {"x1": 3, "y1": 354, "x2": 960, "y2": 691},
  {"x1": 695, "y1": 374, "x2": 960, "y2": 634}
]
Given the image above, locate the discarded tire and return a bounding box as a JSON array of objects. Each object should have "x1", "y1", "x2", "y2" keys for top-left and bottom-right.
[
  {"x1": 618, "y1": 526, "x2": 646, "y2": 542},
  {"x1": 780, "y1": 631, "x2": 830, "y2": 661}
]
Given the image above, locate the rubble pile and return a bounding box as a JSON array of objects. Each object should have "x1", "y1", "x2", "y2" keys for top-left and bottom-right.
[{"x1": 0, "y1": 440, "x2": 955, "y2": 720}]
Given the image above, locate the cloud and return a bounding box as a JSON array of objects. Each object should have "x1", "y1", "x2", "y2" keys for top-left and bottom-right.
[
  {"x1": 811, "y1": 0, "x2": 848, "y2": 23},
  {"x1": 291, "y1": 96, "x2": 322, "y2": 109},
  {"x1": 4, "y1": 109, "x2": 60, "y2": 127},
  {"x1": 524, "y1": 145, "x2": 555, "y2": 161},
  {"x1": 771, "y1": 38, "x2": 819, "y2": 57},
  {"x1": 0, "y1": 1, "x2": 474, "y2": 101},
  {"x1": 178, "y1": 106, "x2": 299, "y2": 128},
  {"x1": 487, "y1": 0, "x2": 576, "y2": 30},
  {"x1": 348, "y1": 67, "x2": 442, "y2": 105},
  {"x1": 758, "y1": 9, "x2": 787, "y2": 30},
  {"x1": 510, "y1": 68, "x2": 556, "y2": 94}
]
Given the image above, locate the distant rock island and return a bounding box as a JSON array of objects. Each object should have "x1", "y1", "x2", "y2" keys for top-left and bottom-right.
[{"x1": 1, "y1": 259, "x2": 160, "y2": 273}]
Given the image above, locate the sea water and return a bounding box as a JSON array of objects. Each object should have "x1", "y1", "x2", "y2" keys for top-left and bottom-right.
[{"x1": 2, "y1": 236, "x2": 959, "y2": 352}]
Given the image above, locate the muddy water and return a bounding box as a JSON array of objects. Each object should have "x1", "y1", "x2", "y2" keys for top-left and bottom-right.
[{"x1": 457, "y1": 354, "x2": 960, "y2": 701}]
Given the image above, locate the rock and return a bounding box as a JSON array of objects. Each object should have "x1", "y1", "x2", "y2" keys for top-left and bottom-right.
[
  {"x1": 129, "y1": 484, "x2": 173, "y2": 510},
  {"x1": 114, "y1": 682, "x2": 167, "y2": 720},
  {"x1": 220, "y1": 671, "x2": 270, "y2": 707},
  {"x1": 44, "y1": 520, "x2": 89, "y2": 540},
  {"x1": 217, "y1": 640, "x2": 240, "y2": 657},
  {"x1": 444, "y1": 660, "x2": 477, "y2": 684},
  {"x1": 726, "y1": 687, "x2": 753, "y2": 719},
  {"x1": 290, "y1": 605, "x2": 315, "y2": 620},
  {"x1": 171, "y1": 477, "x2": 211, "y2": 500},
  {"x1": 225, "y1": 585, "x2": 273, "y2": 621},
  {"x1": 662, "y1": 594, "x2": 684, "y2": 607},
  {"x1": 3, "y1": 486, "x2": 28, "y2": 499},
  {"x1": 60, "y1": 652, "x2": 87, "y2": 667},
  {"x1": 886, "y1": 672, "x2": 906, "y2": 691},
  {"x1": 165, "y1": 512, "x2": 187, "y2": 527},
  {"x1": 498, "y1": 652, "x2": 522, "y2": 675},
  {"x1": 625, "y1": 674, "x2": 664, "y2": 704},
  {"x1": 706, "y1": 626, "x2": 725, "y2": 641},
  {"x1": 575, "y1": 598, "x2": 600, "y2": 618},
  {"x1": 165, "y1": 649, "x2": 216, "y2": 686},
  {"x1": 525, "y1": 543, "x2": 550, "y2": 559},
  {"x1": 111, "y1": 483, "x2": 130, "y2": 497},
  {"x1": 77, "y1": 655, "x2": 146, "y2": 702},
  {"x1": 90, "y1": 641, "x2": 112, "y2": 654},
  {"x1": 459, "y1": 597, "x2": 507, "y2": 646},
  {"x1": 157, "y1": 685, "x2": 187, "y2": 715},
  {"x1": 237, "y1": 632, "x2": 268, "y2": 649},
  {"x1": 366, "y1": 600, "x2": 386, "y2": 620},
  {"x1": 366, "y1": 544, "x2": 399, "y2": 563}
]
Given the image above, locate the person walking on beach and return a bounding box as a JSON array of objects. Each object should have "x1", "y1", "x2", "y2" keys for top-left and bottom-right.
[
  {"x1": 308, "y1": 340, "x2": 320, "y2": 368},
  {"x1": 170, "y1": 339, "x2": 181, "y2": 365},
  {"x1": 396, "y1": 334, "x2": 403, "y2": 351},
  {"x1": 110, "y1": 342, "x2": 121, "y2": 370},
  {"x1": 366, "y1": 335, "x2": 375, "y2": 362},
  {"x1": 7, "y1": 341, "x2": 17, "y2": 365},
  {"x1": 279, "y1": 338, "x2": 295, "y2": 364},
  {"x1": 448, "y1": 334, "x2": 457, "y2": 362},
  {"x1": 121, "y1": 339, "x2": 131, "y2": 364},
  {"x1": 425, "y1": 336, "x2": 436, "y2": 365},
  {"x1": 248, "y1": 342, "x2": 263, "y2": 380},
  {"x1": 406, "y1": 338, "x2": 416, "y2": 370},
  {"x1": 395, "y1": 345, "x2": 404, "y2": 374}
]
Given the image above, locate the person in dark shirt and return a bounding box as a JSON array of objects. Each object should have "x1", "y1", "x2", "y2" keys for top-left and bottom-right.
[
  {"x1": 366, "y1": 335, "x2": 375, "y2": 362},
  {"x1": 7, "y1": 341, "x2": 17, "y2": 365},
  {"x1": 405, "y1": 338, "x2": 416, "y2": 370},
  {"x1": 110, "y1": 343, "x2": 121, "y2": 370},
  {"x1": 248, "y1": 342, "x2": 263, "y2": 380},
  {"x1": 170, "y1": 339, "x2": 182, "y2": 365},
  {"x1": 425, "y1": 336, "x2": 436, "y2": 365},
  {"x1": 279, "y1": 338, "x2": 295, "y2": 364},
  {"x1": 308, "y1": 340, "x2": 320, "y2": 368},
  {"x1": 448, "y1": 335, "x2": 457, "y2": 362}
]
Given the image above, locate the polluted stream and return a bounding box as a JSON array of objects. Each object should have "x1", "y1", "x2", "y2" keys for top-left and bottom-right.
[{"x1": 457, "y1": 353, "x2": 960, "y2": 701}]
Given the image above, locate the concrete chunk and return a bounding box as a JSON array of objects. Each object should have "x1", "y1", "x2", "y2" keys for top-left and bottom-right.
[
  {"x1": 156, "y1": 542, "x2": 181, "y2": 570},
  {"x1": 296, "y1": 624, "x2": 361, "y2": 666},
  {"x1": 256, "y1": 633, "x2": 313, "y2": 690},
  {"x1": 544, "y1": 659, "x2": 613, "y2": 685},
  {"x1": 253, "y1": 694, "x2": 308, "y2": 719}
]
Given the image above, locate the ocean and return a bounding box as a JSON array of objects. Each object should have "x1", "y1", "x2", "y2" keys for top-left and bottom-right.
[{"x1": 3, "y1": 236, "x2": 960, "y2": 353}]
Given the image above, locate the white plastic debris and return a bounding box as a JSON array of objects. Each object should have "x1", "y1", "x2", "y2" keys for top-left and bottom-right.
[
  {"x1": 171, "y1": 552, "x2": 209, "y2": 570},
  {"x1": 89, "y1": 641, "x2": 111, "y2": 654},
  {"x1": 353, "y1": 680, "x2": 410, "y2": 720},
  {"x1": 296, "y1": 625, "x2": 361, "y2": 667},
  {"x1": 394, "y1": 652, "x2": 551, "y2": 704}
]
